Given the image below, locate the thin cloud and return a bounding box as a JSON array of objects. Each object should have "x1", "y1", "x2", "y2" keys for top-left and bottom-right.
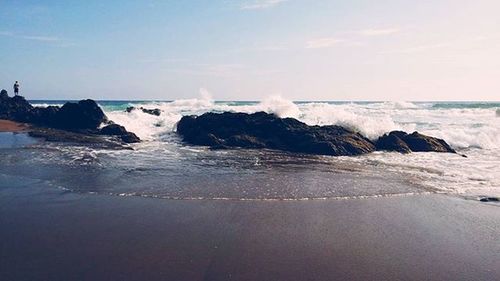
[
  {"x1": 305, "y1": 38, "x2": 346, "y2": 49},
  {"x1": 0, "y1": 31, "x2": 74, "y2": 47},
  {"x1": 21, "y1": 35, "x2": 61, "y2": 42},
  {"x1": 240, "y1": 0, "x2": 288, "y2": 10},
  {"x1": 358, "y1": 27, "x2": 400, "y2": 36},
  {"x1": 386, "y1": 43, "x2": 450, "y2": 54}
]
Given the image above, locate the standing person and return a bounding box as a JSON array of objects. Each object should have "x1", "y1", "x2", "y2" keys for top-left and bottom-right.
[{"x1": 13, "y1": 81, "x2": 20, "y2": 96}]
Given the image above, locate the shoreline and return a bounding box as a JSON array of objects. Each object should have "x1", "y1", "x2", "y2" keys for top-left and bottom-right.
[{"x1": 1, "y1": 181, "x2": 498, "y2": 281}]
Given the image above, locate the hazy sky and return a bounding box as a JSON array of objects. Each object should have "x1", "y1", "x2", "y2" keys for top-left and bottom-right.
[{"x1": 1, "y1": 0, "x2": 499, "y2": 100}]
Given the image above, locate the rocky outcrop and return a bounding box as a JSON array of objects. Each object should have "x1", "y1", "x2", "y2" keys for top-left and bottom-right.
[
  {"x1": 375, "y1": 131, "x2": 455, "y2": 153},
  {"x1": 0, "y1": 90, "x2": 140, "y2": 145},
  {"x1": 0, "y1": 92, "x2": 33, "y2": 122},
  {"x1": 177, "y1": 111, "x2": 376, "y2": 156},
  {"x1": 100, "y1": 124, "x2": 141, "y2": 143},
  {"x1": 126, "y1": 106, "x2": 161, "y2": 116},
  {"x1": 374, "y1": 131, "x2": 411, "y2": 153},
  {"x1": 28, "y1": 127, "x2": 133, "y2": 149},
  {"x1": 53, "y1": 99, "x2": 107, "y2": 130},
  {"x1": 177, "y1": 111, "x2": 457, "y2": 156},
  {"x1": 479, "y1": 197, "x2": 499, "y2": 202}
]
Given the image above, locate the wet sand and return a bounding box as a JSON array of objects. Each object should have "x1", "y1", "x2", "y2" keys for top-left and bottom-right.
[
  {"x1": 0, "y1": 183, "x2": 499, "y2": 281},
  {"x1": 0, "y1": 119, "x2": 30, "y2": 132}
]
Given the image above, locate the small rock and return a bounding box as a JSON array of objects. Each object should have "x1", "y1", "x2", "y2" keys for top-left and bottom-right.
[
  {"x1": 100, "y1": 124, "x2": 128, "y2": 135},
  {"x1": 479, "y1": 197, "x2": 499, "y2": 202},
  {"x1": 125, "y1": 106, "x2": 161, "y2": 116},
  {"x1": 0, "y1": 89, "x2": 8, "y2": 99},
  {"x1": 100, "y1": 124, "x2": 141, "y2": 143},
  {"x1": 375, "y1": 131, "x2": 455, "y2": 154},
  {"x1": 120, "y1": 132, "x2": 141, "y2": 143}
]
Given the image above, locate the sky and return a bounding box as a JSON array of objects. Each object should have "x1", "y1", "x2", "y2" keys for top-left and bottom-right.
[{"x1": 0, "y1": 0, "x2": 499, "y2": 101}]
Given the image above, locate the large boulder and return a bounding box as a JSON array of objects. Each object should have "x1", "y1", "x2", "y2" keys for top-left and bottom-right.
[
  {"x1": 177, "y1": 111, "x2": 375, "y2": 156},
  {"x1": 0, "y1": 94, "x2": 33, "y2": 122},
  {"x1": 376, "y1": 131, "x2": 455, "y2": 153},
  {"x1": 52, "y1": 99, "x2": 107, "y2": 130}
]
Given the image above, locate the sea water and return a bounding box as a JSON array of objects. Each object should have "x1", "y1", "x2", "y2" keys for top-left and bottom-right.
[{"x1": 1, "y1": 97, "x2": 498, "y2": 199}]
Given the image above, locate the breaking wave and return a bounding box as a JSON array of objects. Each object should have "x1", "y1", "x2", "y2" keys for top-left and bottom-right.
[{"x1": 102, "y1": 95, "x2": 500, "y2": 150}]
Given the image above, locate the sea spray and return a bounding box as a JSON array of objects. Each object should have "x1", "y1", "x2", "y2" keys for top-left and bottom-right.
[{"x1": 256, "y1": 95, "x2": 301, "y2": 118}]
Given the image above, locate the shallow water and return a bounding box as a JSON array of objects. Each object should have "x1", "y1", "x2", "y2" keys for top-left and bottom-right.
[{"x1": 0, "y1": 140, "x2": 430, "y2": 200}]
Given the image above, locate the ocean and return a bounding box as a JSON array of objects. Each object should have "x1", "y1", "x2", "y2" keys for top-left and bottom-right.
[{"x1": 2, "y1": 97, "x2": 498, "y2": 200}]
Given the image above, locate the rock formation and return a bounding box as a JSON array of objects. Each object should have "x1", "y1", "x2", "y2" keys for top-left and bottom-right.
[
  {"x1": 375, "y1": 131, "x2": 455, "y2": 153},
  {"x1": 177, "y1": 111, "x2": 375, "y2": 156},
  {"x1": 177, "y1": 111, "x2": 457, "y2": 156},
  {"x1": 0, "y1": 90, "x2": 140, "y2": 145}
]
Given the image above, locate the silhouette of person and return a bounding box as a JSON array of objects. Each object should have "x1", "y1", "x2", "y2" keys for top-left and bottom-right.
[{"x1": 13, "y1": 81, "x2": 20, "y2": 96}]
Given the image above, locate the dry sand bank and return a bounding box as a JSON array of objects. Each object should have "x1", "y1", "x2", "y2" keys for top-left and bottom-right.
[{"x1": 0, "y1": 119, "x2": 30, "y2": 132}]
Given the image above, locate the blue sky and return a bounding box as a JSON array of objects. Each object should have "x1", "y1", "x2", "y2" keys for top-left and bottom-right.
[{"x1": 0, "y1": 0, "x2": 499, "y2": 100}]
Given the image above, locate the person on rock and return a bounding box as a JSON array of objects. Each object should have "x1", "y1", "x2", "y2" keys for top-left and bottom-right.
[{"x1": 13, "y1": 81, "x2": 20, "y2": 96}]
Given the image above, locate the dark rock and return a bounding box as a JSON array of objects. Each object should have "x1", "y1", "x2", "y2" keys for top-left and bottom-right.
[
  {"x1": 126, "y1": 106, "x2": 161, "y2": 116},
  {"x1": 119, "y1": 132, "x2": 141, "y2": 143},
  {"x1": 53, "y1": 99, "x2": 107, "y2": 130},
  {"x1": 0, "y1": 95, "x2": 33, "y2": 122},
  {"x1": 100, "y1": 124, "x2": 128, "y2": 135},
  {"x1": 100, "y1": 124, "x2": 141, "y2": 143},
  {"x1": 479, "y1": 197, "x2": 499, "y2": 202},
  {"x1": 376, "y1": 131, "x2": 455, "y2": 153},
  {"x1": 226, "y1": 134, "x2": 266, "y2": 148},
  {"x1": 143, "y1": 108, "x2": 161, "y2": 116},
  {"x1": 403, "y1": 132, "x2": 455, "y2": 153},
  {"x1": 375, "y1": 131, "x2": 411, "y2": 153},
  {"x1": 0, "y1": 96, "x2": 106, "y2": 130},
  {"x1": 29, "y1": 106, "x2": 59, "y2": 126},
  {"x1": 0, "y1": 89, "x2": 8, "y2": 99},
  {"x1": 28, "y1": 127, "x2": 130, "y2": 149},
  {"x1": 176, "y1": 111, "x2": 375, "y2": 156},
  {"x1": 1, "y1": 94, "x2": 140, "y2": 146}
]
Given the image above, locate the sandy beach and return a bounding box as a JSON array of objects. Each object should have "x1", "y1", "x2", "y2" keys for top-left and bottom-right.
[{"x1": 1, "y1": 181, "x2": 499, "y2": 281}]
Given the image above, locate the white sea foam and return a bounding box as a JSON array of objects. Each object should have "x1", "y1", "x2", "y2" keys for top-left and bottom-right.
[
  {"x1": 256, "y1": 95, "x2": 301, "y2": 118},
  {"x1": 31, "y1": 103, "x2": 64, "y2": 108}
]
